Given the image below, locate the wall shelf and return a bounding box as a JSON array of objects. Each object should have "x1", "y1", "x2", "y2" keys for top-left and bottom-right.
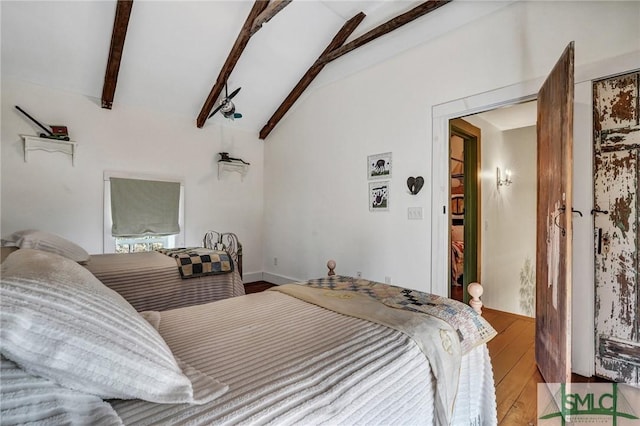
[
  {"x1": 21, "y1": 135, "x2": 77, "y2": 166},
  {"x1": 218, "y1": 161, "x2": 249, "y2": 181}
]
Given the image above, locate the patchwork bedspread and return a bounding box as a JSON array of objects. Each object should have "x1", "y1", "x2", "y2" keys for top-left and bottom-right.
[
  {"x1": 156, "y1": 247, "x2": 233, "y2": 279},
  {"x1": 305, "y1": 275, "x2": 496, "y2": 354}
]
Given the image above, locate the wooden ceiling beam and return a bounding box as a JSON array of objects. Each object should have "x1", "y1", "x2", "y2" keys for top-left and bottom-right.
[
  {"x1": 197, "y1": 0, "x2": 290, "y2": 128},
  {"x1": 319, "y1": 0, "x2": 451, "y2": 65},
  {"x1": 101, "y1": 0, "x2": 134, "y2": 109},
  {"x1": 259, "y1": 12, "x2": 366, "y2": 140},
  {"x1": 259, "y1": 0, "x2": 450, "y2": 139},
  {"x1": 250, "y1": 0, "x2": 292, "y2": 36}
]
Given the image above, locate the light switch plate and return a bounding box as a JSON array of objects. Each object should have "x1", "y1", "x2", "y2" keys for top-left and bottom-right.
[{"x1": 408, "y1": 207, "x2": 423, "y2": 220}]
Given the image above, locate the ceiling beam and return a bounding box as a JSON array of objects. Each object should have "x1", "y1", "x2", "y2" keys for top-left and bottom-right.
[
  {"x1": 101, "y1": 0, "x2": 134, "y2": 110},
  {"x1": 259, "y1": 12, "x2": 366, "y2": 140},
  {"x1": 197, "y1": 0, "x2": 293, "y2": 128},
  {"x1": 259, "y1": 0, "x2": 450, "y2": 139},
  {"x1": 319, "y1": 0, "x2": 451, "y2": 65},
  {"x1": 250, "y1": 0, "x2": 293, "y2": 36}
]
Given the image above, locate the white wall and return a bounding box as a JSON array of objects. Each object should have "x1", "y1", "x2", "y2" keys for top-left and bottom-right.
[
  {"x1": 465, "y1": 117, "x2": 537, "y2": 317},
  {"x1": 1, "y1": 78, "x2": 265, "y2": 280}
]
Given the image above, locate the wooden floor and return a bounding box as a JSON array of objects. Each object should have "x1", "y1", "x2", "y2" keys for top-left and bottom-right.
[
  {"x1": 244, "y1": 281, "x2": 275, "y2": 294},
  {"x1": 483, "y1": 308, "x2": 607, "y2": 425},
  {"x1": 483, "y1": 308, "x2": 541, "y2": 425},
  {"x1": 245, "y1": 283, "x2": 603, "y2": 425}
]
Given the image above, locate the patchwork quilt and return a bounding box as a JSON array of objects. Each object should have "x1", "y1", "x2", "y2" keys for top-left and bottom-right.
[
  {"x1": 305, "y1": 275, "x2": 496, "y2": 355},
  {"x1": 156, "y1": 247, "x2": 233, "y2": 279}
]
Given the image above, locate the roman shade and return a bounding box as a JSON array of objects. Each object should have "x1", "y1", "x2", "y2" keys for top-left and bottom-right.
[{"x1": 110, "y1": 177, "x2": 180, "y2": 237}]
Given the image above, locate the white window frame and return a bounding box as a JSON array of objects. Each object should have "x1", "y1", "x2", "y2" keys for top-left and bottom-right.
[{"x1": 103, "y1": 171, "x2": 185, "y2": 253}]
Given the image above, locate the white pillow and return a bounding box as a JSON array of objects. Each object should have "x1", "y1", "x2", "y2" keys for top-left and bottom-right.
[
  {"x1": 0, "y1": 355, "x2": 123, "y2": 426},
  {"x1": 2, "y1": 229, "x2": 90, "y2": 263},
  {"x1": 0, "y1": 249, "x2": 227, "y2": 404}
]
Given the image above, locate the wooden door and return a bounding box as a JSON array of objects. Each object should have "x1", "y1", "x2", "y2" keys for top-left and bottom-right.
[
  {"x1": 593, "y1": 71, "x2": 640, "y2": 385},
  {"x1": 536, "y1": 42, "x2": 574, "y2": 384}
]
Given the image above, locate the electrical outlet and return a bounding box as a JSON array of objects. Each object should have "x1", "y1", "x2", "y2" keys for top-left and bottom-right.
[
  {"x1": 385, "y1": 276, "x2": 391, "y2": 284},
  {"x1": 273, "y1": 257, "x2": 278, "y2": 266},
  {"x1": 356, "y1": 271, "x2": 362, "y2": 278}
]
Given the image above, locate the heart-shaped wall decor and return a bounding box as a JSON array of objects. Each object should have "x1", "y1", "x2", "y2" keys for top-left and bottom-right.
[{"x1": 407, "y1": 176, "x2": 424, "y2": 195}]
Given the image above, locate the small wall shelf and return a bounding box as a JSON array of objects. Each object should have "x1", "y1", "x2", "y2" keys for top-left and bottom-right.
[
  {"x1": 218, "y1": 161, "x2": 249, "y2": 181},
  {"x1": 21, "y1": 135, "x2": 77, "y2": 166}
]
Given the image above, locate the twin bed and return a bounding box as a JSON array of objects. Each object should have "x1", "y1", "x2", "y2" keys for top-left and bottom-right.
[
  {"x1": 84, "y1": 231, "x2": 244, "y2": 312},
  {"x1": 0, "y1": 230, "x2": 498, "y2": 425},
  {"x1": 1, "y1": 229, "x2": 244, "y2": 312}
]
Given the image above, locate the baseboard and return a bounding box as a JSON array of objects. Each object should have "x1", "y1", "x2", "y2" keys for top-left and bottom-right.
[
  {"x1": 242, "y1": 271, "x2": 265, "y2": 284},
  {"x1": 242, "y1": 271, "x2": 299, "y2": 285},
  {"x1": 261, "y1": 272, "x2": 301, "y2": 285}
]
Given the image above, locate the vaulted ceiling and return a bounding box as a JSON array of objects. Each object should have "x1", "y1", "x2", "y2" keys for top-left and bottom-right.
[{"x1": 1, "y1": 0, "x2": 513, "y2": 139}]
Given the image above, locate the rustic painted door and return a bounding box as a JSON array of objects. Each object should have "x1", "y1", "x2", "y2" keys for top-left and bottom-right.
[
  {"x1": 593, "y1": 71, "x2": 640, "y2": 385},
  {"x1": 536, "y1": 42, "x2": 574, "y2": 385}
]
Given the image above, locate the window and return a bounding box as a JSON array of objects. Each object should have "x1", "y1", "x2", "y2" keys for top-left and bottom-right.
[
  {"x1": 113, "y1": 236, "x2": 169, "y2": 254},
  {"x1": 103, "y1": 172, "x2": 185, "y2": 253}
]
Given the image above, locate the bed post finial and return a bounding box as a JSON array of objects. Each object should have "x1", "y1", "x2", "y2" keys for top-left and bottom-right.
[
  {"x1": 467, "y1": 281, "x2": 484, "y2": 314},
  {"x1": 327, "y1": 259, "x2": 336, "y2": 276}
]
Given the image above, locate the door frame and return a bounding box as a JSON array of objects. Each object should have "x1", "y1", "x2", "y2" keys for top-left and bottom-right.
[
  {"x1": 431, "y1": 84, "x2": 539, "y2": 299},
  {"x1": 449, "y1": 118, "x2": 481, "y2": 303}
]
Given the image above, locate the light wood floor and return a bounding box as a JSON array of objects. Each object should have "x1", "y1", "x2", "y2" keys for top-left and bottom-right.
[
  {"x1": 483, "y1": 308, "x2": 541, "y2": 425},
  {"x1": 483, "y1": 308, "x2": 607, "y2": 425}
]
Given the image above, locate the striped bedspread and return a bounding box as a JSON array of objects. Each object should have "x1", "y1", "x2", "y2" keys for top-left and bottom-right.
[
  {"x1": 84, "y1": 251, "x2": 244, "y2": 312},
  {"x1": 110, "y1": 290, "x2": 497, "y2": 425}
]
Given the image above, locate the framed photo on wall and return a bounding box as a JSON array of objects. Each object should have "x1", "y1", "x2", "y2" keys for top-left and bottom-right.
[
  {"x1": 367, "y1": 152, "x2": 392, "y2": 180},
  {"x1": 369, "y1": 181, "x2": 390, "y2": 211}
]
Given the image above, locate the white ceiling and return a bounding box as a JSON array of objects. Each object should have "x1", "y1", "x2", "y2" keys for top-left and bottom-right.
[
  {"x1": 474, "y1": 100, "x2": 537, "y2": 131},
  {"x1": 1, "y1": 1, "x2": 515, "y2": 135}
]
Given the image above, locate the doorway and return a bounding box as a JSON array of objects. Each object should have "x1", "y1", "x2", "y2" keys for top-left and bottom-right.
[{"x1": 448, "y1": 101, "x2": 538, "y2": 315}]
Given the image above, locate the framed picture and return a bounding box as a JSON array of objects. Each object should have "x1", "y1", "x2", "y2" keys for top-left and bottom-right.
[
  {"x1": 367, "y1": 152, "x2": 392, "y2": 180},
  {"x1": 369, "y1": 181, "x2": 390, "y2": 211}
]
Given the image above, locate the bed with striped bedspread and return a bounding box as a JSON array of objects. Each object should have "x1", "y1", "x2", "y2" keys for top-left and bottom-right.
[
  {"x1": 110, "y1": 288, "x2": 497, "y2": 425},
  {"x1": 84, "y1": 251, "x2": 244, "y2": 312}
]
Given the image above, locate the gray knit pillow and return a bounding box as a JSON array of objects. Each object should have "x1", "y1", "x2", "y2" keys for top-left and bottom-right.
[{"x1": 2, "y1": 229, "x2": 89, "y2": 263}]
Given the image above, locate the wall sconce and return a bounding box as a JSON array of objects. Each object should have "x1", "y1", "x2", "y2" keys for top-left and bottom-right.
[{"x1": 496, "y1": 167, "x2": 512, "y2": 188}]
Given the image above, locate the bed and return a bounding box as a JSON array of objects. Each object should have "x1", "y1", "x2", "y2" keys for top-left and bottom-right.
[
  {"x1": 1, "y1": 229, "x2": 244, "y2": 312},
  {"x1": 451, "y1": 239, "x2": 465, "y2": 286},
  {"x1": 0, "y1": 248, "x2": 497, "y2": 426},
  {"x1": 451, "y1": 219, "x2": 465, "y2": 287},
  {"x1": 84, "y1": 231, "x2": 244, "y2": 311}
]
